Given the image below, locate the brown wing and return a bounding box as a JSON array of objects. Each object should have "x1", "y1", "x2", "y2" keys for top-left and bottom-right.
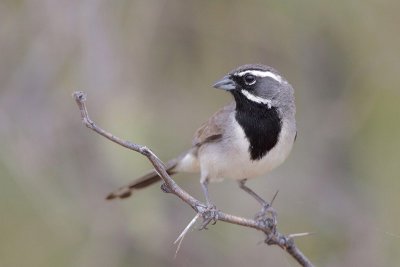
[{"x1": 192, "y1": 102, "x2": 235, "y2": 147}]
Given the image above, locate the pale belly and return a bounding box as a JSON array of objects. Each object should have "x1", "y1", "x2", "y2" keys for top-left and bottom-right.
[{"x1": 199, "y1": 119, "x2": 295, "y2": 182}]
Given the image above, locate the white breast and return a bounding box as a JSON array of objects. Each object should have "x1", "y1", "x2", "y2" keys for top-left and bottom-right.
[{"x1": 198, "y1": 112, "x2": 295, "y2": 182}]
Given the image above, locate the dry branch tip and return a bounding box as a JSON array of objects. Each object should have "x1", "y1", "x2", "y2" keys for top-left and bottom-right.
[{"x1": 73, "y1": 91, "x2": 87, "y2": 102}]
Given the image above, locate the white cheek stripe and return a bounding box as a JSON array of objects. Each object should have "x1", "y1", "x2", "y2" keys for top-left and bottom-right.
[
  {"x1": 236, "y1": 70, "x2": 282, "y2": 83},
  {"x1": 241, "y1": 90, "x2": 272, "y2": 108}
]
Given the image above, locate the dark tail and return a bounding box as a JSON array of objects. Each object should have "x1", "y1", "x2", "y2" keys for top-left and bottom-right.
[{"x1": 106, "y1": 159, "x2": 178, "y2": 200}]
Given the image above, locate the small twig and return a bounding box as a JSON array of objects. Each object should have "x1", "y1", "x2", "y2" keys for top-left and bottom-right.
[
  {"x1": 376, "y1": 228, "x2": 400, "y2": 239},
  {"x1": 289, "y1": 232, "x2": 316, "y2": 238},
  {"x1": 270, "y1": 190, "x2": 279, "y2": 206},
  {"x1": 174, "y1": 213, "x2": 200, "y2": 258},
  {"x1": 73, "y1": 91, "x2": 315, "y2": 267}
]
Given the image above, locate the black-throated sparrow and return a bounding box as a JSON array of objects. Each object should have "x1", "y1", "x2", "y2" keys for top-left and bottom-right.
[{"x1": 107, "y1": 64, "x2": 296, "y2": 211}]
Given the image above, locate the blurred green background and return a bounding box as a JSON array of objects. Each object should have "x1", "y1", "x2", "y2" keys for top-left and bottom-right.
[{"x1": 1, "y1": 0, "x2": 399, "y2": 266}]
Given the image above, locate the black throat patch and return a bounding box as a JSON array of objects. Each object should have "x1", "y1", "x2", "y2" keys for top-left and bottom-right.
[{"x1": 232, "y1": 92, "x2": 282, "y2": 161}]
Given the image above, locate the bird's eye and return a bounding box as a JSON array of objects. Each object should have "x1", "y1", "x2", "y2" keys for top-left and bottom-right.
[{"x1": 243, "y1": 74, "x2": 256, "y2": 85}]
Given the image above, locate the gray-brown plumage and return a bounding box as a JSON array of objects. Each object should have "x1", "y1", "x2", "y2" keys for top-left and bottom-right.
[
  {"x1": 192, "y1": 102, "x2": 234, "y2": 147},
  {"x1": 106, "y1": 104, "x2": 234, "y2": 200},
  {"x1": 106, "y1": 159, "x2": 178, "y2": 200}
]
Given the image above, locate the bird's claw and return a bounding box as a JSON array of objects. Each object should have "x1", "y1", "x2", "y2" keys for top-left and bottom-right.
[
  {"x1": 254, "y1": 203, "x2": 277, "y2": 231},
  {"x1": 198, "y1": 204, "x2": 219, "y2": 230}
]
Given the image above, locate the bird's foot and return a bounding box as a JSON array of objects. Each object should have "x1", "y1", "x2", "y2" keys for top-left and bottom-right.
[
  {"x1": 197, "y1": 204, "x2": 219, "y2": 230},
  {"x1": 254, "y1": 203, "x2": 277, "y2": 232}
]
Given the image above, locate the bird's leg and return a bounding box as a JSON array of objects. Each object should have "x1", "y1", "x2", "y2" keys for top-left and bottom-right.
[
  {"x1": 239, "y1": 179, "x2": 269, "y2": 206},
  {"x1": 198, "y1": 178, "x2": 218, "y2": 229},
  {"x1": 201, "y1": 178, "x2": 212, "y2": 206},
  {"x1": 238, "y1": 179, "x2": 277, "y2": 228}
]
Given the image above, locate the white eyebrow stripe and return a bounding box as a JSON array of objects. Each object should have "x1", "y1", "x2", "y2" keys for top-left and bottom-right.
[
  {"x1": 236, "y1": 70, "x2": 282, "y2": 83},
  {"x1": 241, "y1": 90, "x2": 272, "y2": 108}
]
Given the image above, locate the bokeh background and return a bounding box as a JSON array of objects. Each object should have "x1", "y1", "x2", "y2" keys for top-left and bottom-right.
[{"x1": 1, "y1": 1, "x2": 399, "y2": 266}]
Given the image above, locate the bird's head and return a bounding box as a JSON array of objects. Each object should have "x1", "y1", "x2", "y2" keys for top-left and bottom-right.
[{"x1": 213, "y1": 64, "x2": 293, "y2": 109}]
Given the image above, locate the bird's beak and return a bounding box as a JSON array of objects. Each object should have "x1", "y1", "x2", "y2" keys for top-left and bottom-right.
[{"x1": 212, "y1": 75, "x2": 236, "y2": 91}]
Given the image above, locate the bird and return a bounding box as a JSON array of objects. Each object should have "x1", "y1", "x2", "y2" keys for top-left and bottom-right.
[{"x1": 106, "y1": 64, "x2": 296, "y2": 214}]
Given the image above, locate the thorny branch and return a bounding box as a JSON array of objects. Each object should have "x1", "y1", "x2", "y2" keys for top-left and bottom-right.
[{"x1": 73, "y1": 91, "x2": 314, "y2": 267}]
